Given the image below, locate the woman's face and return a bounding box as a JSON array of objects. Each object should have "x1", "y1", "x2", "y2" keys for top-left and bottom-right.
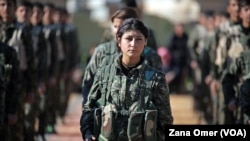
[
  {"x1": 240, "y1": 5, "x2": 250, "y2": 24},
  {"x1": 118, "y1": 30, "x2": 146, "y2": 59}
]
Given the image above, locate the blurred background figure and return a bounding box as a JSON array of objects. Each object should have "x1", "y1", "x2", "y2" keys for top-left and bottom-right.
[
  {"x1": 157, "y1": 47, "x2": 177, "y2": 85},
  {"x1": 165, "y1": 23, "x2": 190, "y2": 94}
]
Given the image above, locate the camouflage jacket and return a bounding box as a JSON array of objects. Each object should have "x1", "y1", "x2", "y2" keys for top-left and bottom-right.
[
  {"x1": 81, "y1": 40, "x2": 162, "y2": 104},
  {"x1": 80, "y1": 55, "x2": 173, "y2": 140},
  {"x1": 209, "y1": 20, "x2": 240, "y2": 79},
  {"x1": 222, "y1": 50, "x2": 250, "y2": 115}
]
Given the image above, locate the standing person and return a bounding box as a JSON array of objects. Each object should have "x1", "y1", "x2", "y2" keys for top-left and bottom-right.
[
  {"x1": 222, "y1": 0, "x2": 250, "y2": 125},
  {"x1": 187, "y1": 10, "x2": 207, "y2": 113},
  {"x1": 0, "y1": 0, "x2": 35, "y2": 140},
  {"x1": 15, "y1": 1, "x2": 37, "y2": 140},
  {"x1": 208, "y1": 0, "x2": 240, "y2": 124},
  {"x1": 0, "y1": 42, "x2": 19, "y2": 141},
  {"x1": 188, "y1": 10, "x2": 214, "y2": 124},
  {"x1": 82, "y1": 7, "x2": 162, "y2": 104},
  {"x1": 42, "y1": 2, "x2": 59, "y2": 134},
  {"x1": 0, "y1": 0, "x2": 20, "y2": 140},
  {"x1": 166, "y1": 23, "x2": 189, "y2": 94},
  {"x1": 80, "y1": 18, "x2": 173, "y2": 141},
  {"x1": 30, "y1": 2, "x2": 47, "y2": 140}
]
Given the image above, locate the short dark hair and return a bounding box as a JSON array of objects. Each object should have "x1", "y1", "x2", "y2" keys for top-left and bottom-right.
[
  {"x1": 17, "y1": 0, "x2": 32, "y2": 9},
  {"x1": 116, "y1": 18, "x2": 148, "y2": 51},
  {"x1": 238, "y1": 0, "x2": 250, "y2": 10},
  {"x1": 43, "y1": 2, "x2": 55, "y2": 9},
  {"x1": 111, "y1": 7, "x2": 139, "y2": 22},
  {"x1": 32, "y1": 1, "x2": 43, "y2": 10}
]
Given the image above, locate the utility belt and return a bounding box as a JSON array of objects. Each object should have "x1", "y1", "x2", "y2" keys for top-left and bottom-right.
[{"x1": 94, "y1": 104, "x2": 158, "y2": 141}]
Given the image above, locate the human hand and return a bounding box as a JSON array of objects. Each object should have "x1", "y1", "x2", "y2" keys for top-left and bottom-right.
[{"x1": 85, "y1": 134, "x2": 96, "y2": 141}]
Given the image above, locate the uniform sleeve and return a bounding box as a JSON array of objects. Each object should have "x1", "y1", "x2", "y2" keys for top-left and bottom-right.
[
  {"x1": 81, "y1": 45, "x2": 103, "y2": 104},
  {"x1": 221, "y1": 56, "x2": 242, "y2": 104},
  {"x1": 80, "y1": 68, "x2": 102, "y2": 138},
  {"x1": 240, "y1": 78, "x2": 250, "y2": 118},
  {"x1": 5, "y1": 47, "x2": 19, "y2": 114},
  {"x1": 152, "y1": 72, "x2": 173, "y2": 127},
  {"x1": 187, "y1": 27, "x2": 198, "y2": 60}
]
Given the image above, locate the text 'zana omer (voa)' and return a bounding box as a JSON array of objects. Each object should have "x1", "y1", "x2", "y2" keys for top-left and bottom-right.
[{"x1": 168, "y1": 128, "x2": 247, "y2": 138}]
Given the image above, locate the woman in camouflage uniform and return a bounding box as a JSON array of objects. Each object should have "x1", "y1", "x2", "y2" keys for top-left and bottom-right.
[{"x1": 80, "y1": 18, "x2": 173, "y2": 141}]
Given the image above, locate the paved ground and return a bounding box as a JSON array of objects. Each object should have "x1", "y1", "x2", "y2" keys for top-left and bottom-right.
[{"x1": 44, "y1": 93, "x2": 204, "y2": 141}]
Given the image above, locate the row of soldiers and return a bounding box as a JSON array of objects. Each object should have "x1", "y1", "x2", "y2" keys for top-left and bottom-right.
[
  {"x1": 188, "y1": 0, "x2": 250, "y2": 125},
  {"x1": 0, "y1": 0, "x2": 80, "y2": 141}
]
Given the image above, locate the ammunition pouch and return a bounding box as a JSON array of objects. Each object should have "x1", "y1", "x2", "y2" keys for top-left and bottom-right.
[
  {"x1": 98, "y1": 104, "x2": 116, "y2": 141},
  {"x1": 127, "y1": 110, "x2": 158, "y2": 141},
  {"x1": 95, "y1": 104, "x2": 158, "y2": 141},
  {"x1": 127, "y1": 112, "x2": 144, "y2": 141},
  {"x1": 144, "y1": 110, "x2": 158, "y2": 141}
]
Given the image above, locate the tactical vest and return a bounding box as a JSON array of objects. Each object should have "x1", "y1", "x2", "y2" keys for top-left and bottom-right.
[{"x1": 95, "y1": 63, "x2": 159, "y2": 141}]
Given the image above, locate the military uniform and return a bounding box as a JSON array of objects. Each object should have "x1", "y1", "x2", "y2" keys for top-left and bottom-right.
[
  {"x1": 208, "y1": 19, "x2": 240, "y2": 124},
  {"x1": 221, "y1": 24, "x2": 250, "y2": 125},
  {"x1": 82, "y1": 40, "x2": 162, "y2": 104},
  {"x1": 80, "y1": 55, "x2": 173, "y2": 141},
  {"x1": 43, "y1": 24, "x2": 59, "y2": 134},
  {"x1": 59, "y1": 22, "x2": 80, "y2": 118},
  {"x1": 0, "y1": 42, "x2": 19, "y2": 140},
  {"x1": 188, "y1": 23, "x2": 214, "y2": 124},
  {"x1": 31, "y1": 23, "x2": 48, "y2": 139},
  {"x1": 222, "y1": 50, "x2": 250, "y2": 124},
  {"x1": 0, "y1": 20, "x2": 35, "y2": 141}
]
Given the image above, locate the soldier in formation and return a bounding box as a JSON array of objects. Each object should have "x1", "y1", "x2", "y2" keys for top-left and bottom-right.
[{"x1": 0, "y1": 0, "x2": 80, "y2": 140}]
